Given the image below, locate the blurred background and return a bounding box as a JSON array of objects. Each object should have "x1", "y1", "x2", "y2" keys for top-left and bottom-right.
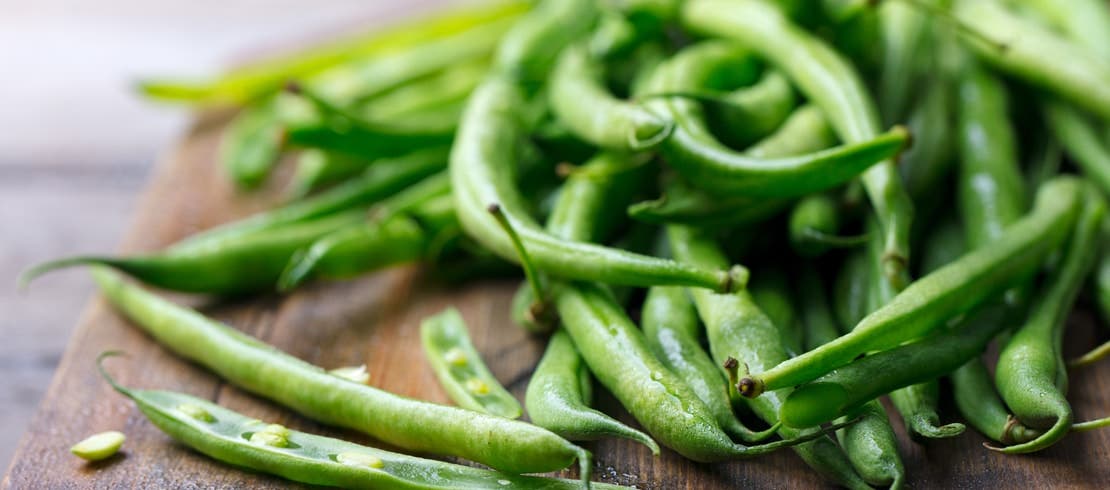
[{"x1": 0, "y1": 0, "x2": 453, "y2": 470}]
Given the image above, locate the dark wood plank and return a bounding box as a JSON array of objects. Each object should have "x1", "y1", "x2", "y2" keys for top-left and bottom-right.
[{"x1": 4, "y1": 25, "x2": 1110, "y2": 490}]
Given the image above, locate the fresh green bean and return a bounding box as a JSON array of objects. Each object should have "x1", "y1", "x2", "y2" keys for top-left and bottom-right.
[
  {"x1": 876, "y1": 0, "x2": 933, "y2": 125},
  {"x1": 900, "y1": 72, "x2": 956, "y2": 199},
  {"x1": 421, "y1": 308, "x2": 522, "y2": 418},
  {"x1": 643, "y1": 286, "x2": 781, "y2": 443},
  {"x1": 90, "y1": 268, "x2": 592, "y2": 477},
  {"x1": 493, "y1": 0, "x2": 597, "y2": 84},
  {"x1": 525, "y1": 329, "x2": 660, "y2": 452},
  {"x1": 289, "y1": 150, "x2": 372, "y2": 198},
  {"x1": 280, "y1": 88, "x2": 455, "y2": 161},
  {"x1": 788, "y1": 194, "x2": 868, "y2": 258},
  {"x1": 137, "y1": 1, "x2": 527, "y2": 105},
  {"x1": 640, "y1": 42, "x2": 910, "y2": 198},
  {"x1": 951, "y1": 351, "x2": 1042, "y2": 445},
  {"x1": 556, "y1": 281, "x2": 850, "y2": 462},
  {"x1": 709, "y1": 69, "x2": 797, "y2": 149},
  {"x1": 832, "y1": 251, "x2": 871, "y2": 332},
  {"x1": 628, "y1": 104, "x2": 834, "y2": 228},
  {"x1": 666, "y1": 225, "x2": 870, "y2": 489},
  {"x1": 359, "y1": 61, "x2": 486, "y2": 120},
  {"x1": 737, "y1": 176, "x2": 1085, "y2": 397},
  {"x1": 993, "y1": 188, "x2": 1108, "y2": 453},
  {"x1": 182, "y1": 147, "x2": 448, "y2": 247},
  {"x1": 549, "y1": 43, "x2": 671, "y2": 151},
  {"x1": 278, "y1": 174, "x2": 455, "y2": 290},
  {"x1": 781, "y1": 305, "x2": 1009, "y2": 428},
  {"x1": 220, "y1": 98, "x2": 284, "y2": 188},
  {"x1": 98, "y1": 353, "x2": 620, "y2": 489},
  {"x1": 1044, "y1": 103, "x2": 1110, "y2": 196},
  {"x1": 683, "y1": 0, "x2": 915, "y2": 287},
  {"x1": 1023, "y1": 0, "x2": 1110, "y2": 62},
  {"x1": 23, "y1": 210, "x2": 365, "y2": 294},
  {"x1": 954, "y1": 0, "x2": 1110, "y2": 121},
  {"x1": 451, "y1": 76, "x2": 746, "y2": 292},
  {"x1": 749, "y1": 269, "x2": 802, "y2": 357}
]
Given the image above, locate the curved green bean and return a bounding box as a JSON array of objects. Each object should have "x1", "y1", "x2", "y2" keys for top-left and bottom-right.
[
  {"x1": 682, "y1": 0, "x2": 915, "y2": 287},
  {"x1": 90, "y1": 268, "x2": 592, "y2": 477},
  {"x1": 737, "y1": 176, "x2": 1085, "y2": 397},
  {"x1": 525, "y1": 329, "x2": 659, "y2": 452},
  {"x1": 993, "y1": 188, "x2": 1107, "y2": 453}
]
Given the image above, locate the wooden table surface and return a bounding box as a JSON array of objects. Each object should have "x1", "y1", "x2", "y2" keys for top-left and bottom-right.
[{"x1": 5, "y1": 3, "x2": 1110, "y2": 489}]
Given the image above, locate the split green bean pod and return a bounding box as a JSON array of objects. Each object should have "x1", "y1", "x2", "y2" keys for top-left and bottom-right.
[
  {"x1": 640, "y1": 41, "x2": 910, "y2": 198},
  {"x1": 993, "y1": 189, "x2": 1108, "y2": 453},
  {"x1": 682, "y1": 0, "x2": 915, "y2": 287},
  {"x1": 642, "y1": 286, "x2": 780, "y2": 443},
  {"x1": 450, "y1": 75, "x2": 746, "y2": 292},
  {"x1": 91, "y1": 268, "x2": 592, "y2": 478},
  {"x1": 98, "y1": 354, "x2": 619, "y2": 489},
  {"x1": 549, "y1": 42, "x2": 671, "y2": 151},
  {"x1": 525, "y1": 329, "x2": 659, "y2": 452},
  {"x1": 667, "y1": 225, "x2": 871, "y2": 490},
  {"x1": 421, "y1": 308, "x2": 522, "y2": 418},
  {"x1": 737, "y1": 176, "x2": 1085, "y2": 398}
]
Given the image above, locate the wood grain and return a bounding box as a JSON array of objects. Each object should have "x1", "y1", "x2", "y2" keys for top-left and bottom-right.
[{"x1": 4, "y1": 114, "x2": 1110, "y2": 488}]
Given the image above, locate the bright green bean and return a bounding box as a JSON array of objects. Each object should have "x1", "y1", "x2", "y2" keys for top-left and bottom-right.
[
  {"x1": 220, "y1": 98, "x2": 284, "y2": 188},
  {"x1": 738, "y1": 176, "x2": 1085, "y2": 397}
]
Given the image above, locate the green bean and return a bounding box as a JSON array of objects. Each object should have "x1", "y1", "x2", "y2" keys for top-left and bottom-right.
[
  {"x1": 280, "y1": 87, "x2": 455, "y2": 161},
  {"x1": 493, "y1": 0, "x2": 597, "y2": 85},
  {"x1": 278, "y1": 175, "x2": 455, "y2": 290},
  {"x1": 709, "y1": 69, "x2": 797, "y2": 149},
  {"x1": 749, "y1": 269, "x2": 802, "y2": 357},
  {"x1": 90, "y1": 268, "x2": 593, "y2": 478},
  {"x1": 521, "y1": 151, "x2": 660, "y2": 451},
  {"x1": 781, "y1": 304, "x2": 1009, "y2": 428},
  {"x1": 70, "y1": 431, "x2": 125, "y2": 462},
  {"x1": 220, "y1": 98, "x2": 284, "y2": 188},
  {"x1": 956, "y1": 63, "x2": 1026, "y2": 252},
  {"x1": 137, "y1": 1, "x2": 527, "y2": 105},
  {"x1": 289, "y1": 150, "x2": 372, "y2": 198},
  {"x1": 832, "y1": 251, "x2": 871, "y2": 331},
  {"x1": 666, "y1": 225, "x2": 869, "y2": 489},
  {"x1": 182, "y1": 147, "x2": 448, "y2": 247},
  {"x1": 359, "y1": 61, "x2": 486, "y2": 120},
  {"x1": 737, "y1": 176, "x2": 1085, "y2": 397},
  {"x1": 549, "y1": 43, "x2": 671, "y2": 151},
  {"x1": 97, "y1": 354, "x2": 620, "y2": 489},
  {"x1": 788, "y1": 194, "x2": 868, "y2": 258},
  {"x1": 525, "y1": 329, "x2": 659, "y2": 452},
  {"x1": 643, "y1": 286, "x2": 781, "y2": 443},
  {"x1": 452, "y1": 76, "x2": 746, "y2": 292},
  {"x1": 745, "y1": 105, "x2": 838, "y2": 160},
  {"x1": 1044, "y1": 103, "x2": 1110, "y2": 197},
  {"x1": 305, "y1": 19, "x2": 509, "y2": 107},
  {"x1": 556, "y1": 282, "x2": 851, "y2": 462},
  {"x1": 900, "y1": 72, "x2": 956, "y2": 199},
  {"x1": 797, "y1": 268, "x2": 841, "y2": 355},
  {"x1": 954, "y1": 0, "x2": 1110, "y2": 121},
  {"x1": 640, "y1": 42, "x2": 910, "y2": 198},
  {"x1": 993, "y1": 188, "x2": 1108, "y2": 453},
  {"x1": 628, "y1": 104, "x2": 834, "y2": 228},
  {"x1": 952, "y1": 352, "x2": 1042, "y2": 445},
  {"x1": 1024, "y1": 0, "x2": 1110, "y2": 62},
  {"x1": 23, "y1": 210, "x2": 365, "y2": 294},
  {"x1": 683, "y1": 0, "x2": 915, "y2": 288},
  {"x1": 876, "y1": 0, "x2": 934, "y2": 125},
  {"x1": 421, "y1": 308, "x2": 522, "y2": 418}
]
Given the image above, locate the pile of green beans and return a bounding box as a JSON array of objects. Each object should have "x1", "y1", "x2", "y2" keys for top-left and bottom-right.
[{"x1": 31, "y1": 0, "x2": 1110, "y2": 487}]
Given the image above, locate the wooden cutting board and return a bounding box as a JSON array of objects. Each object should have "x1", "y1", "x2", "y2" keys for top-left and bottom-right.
[{"x1": 3, "y1": 109, "x2": 1110, "y2": 489}]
